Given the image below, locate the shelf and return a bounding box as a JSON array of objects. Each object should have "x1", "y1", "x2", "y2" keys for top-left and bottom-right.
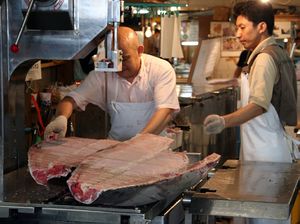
[
  {"x1": 41, "y1": 60, "x2": 67, "y2": 69},
  {"x1": 176, "y1": 77, "x2": 189, "y2": 84},
  {"x1": 124, "y1": 2, "x2": 187, "y2": 7},
  {"x1": 275, "y1": 15, "x2": 300, "y2": 22}
]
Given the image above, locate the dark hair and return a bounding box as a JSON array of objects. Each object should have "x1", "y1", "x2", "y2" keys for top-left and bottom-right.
[{"x1": 233, "y1": 1, "x2": 274, "y2": 35}]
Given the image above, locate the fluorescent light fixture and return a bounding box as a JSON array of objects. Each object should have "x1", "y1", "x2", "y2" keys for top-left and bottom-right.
[
  {"x1": 139, "y1": 8, "x2": 149, "y2": 14},
  {"x1": 181, "y1": 41, "x2": 199, "y2": 46},
  {"x1": 170, "y1": 6, "x2": 181, "y2": 11},
  {"x1": 261, "y1": 0, "x2": 269, "y2": 2}
]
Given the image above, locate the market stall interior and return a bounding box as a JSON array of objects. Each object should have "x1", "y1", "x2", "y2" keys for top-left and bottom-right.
[{"x1": 0, "y1": 0, "x2": 299, "y2": 223}]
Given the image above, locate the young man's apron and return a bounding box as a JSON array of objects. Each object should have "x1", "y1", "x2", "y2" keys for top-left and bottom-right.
[
  {"x1": 239, "y1": 72, "x2": 294, "y2": 163},
  {"x1": 233, "y1": 72, "x2": 294, "y2": 224},
  {"x1": 107, "y1": 79, "x2": 155, "y2": 141}
]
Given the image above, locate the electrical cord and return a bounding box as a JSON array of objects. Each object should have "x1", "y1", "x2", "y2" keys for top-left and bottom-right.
[{"x1": 31, "y1": 94, "x2": 45, "y2": 136}]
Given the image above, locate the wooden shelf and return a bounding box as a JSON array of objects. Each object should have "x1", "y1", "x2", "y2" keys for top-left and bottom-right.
[
  {"x1": 275, "y1": 15, "x2": 300, "y2": 22},
  {"x1": 41, "y1": 60, "x2": 67, "y2": 69},
  {"x1": 176, "y1": 77, "x2": 189, "y2": 84}
]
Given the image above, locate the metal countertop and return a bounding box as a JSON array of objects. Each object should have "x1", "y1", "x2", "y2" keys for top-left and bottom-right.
[
  {"x1": 184, "y1": 160, "x2": 300, "y2": 219},
  {"x1": 0, "y1": 154, "x2": 205, "y2": 222}
]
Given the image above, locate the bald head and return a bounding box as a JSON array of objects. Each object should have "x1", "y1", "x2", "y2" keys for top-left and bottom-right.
[
  {"x1": 115, "y1": 26, "x2": 144, "y2": 82},
  {"x1": 117, "y1": 26, "x2": 141, "y2": 51}
]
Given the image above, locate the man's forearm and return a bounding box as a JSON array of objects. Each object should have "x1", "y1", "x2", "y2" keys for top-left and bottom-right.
[
  {"x1": 55, "y1": 97, "x2": 76, "y2": 119},
  {"x1": 140, "y1": 108, "x2": 174, "y2": 135},
  {"x1": 223, "y1": 103, "x2": 265, "y2": 128}
]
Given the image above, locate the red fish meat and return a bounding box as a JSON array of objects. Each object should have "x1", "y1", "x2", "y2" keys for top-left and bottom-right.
[
  {"x1": 28, "y1": 137, "x2": 119, "y2": 185},
  {"x1": 66, "y1": 135, "x2": 220, "y2": 205}
]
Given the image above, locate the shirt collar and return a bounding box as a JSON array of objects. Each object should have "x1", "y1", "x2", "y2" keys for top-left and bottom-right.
[
  {"x1": 115, "y1": 54, "x2": 145, "y2": 84},
  {"x1": 131, "y1": 54, "x2": 145, "y2": 83},
  {"x1": 247, "y1": 36, "x2": 277, "y2": 64}
]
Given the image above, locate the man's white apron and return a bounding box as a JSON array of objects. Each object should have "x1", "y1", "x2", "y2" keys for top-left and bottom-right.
[
  {"x1": 107, "y1": 79, "x2": 155, "y2": 141},
  {"x1": 240, "y1": 72, "x2": 294, "y2": 163}
]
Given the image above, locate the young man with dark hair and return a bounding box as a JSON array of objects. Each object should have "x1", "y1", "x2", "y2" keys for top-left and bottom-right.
[{"x1": 204, "y1": 1, "x2": 297, "y2": 163}]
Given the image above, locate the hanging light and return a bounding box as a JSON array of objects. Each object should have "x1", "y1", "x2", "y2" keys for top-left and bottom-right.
[
  {"x1": 132, "y1": 8, "x2": 138, "y2": 14},
  {"x1": 145, "y1": 26, "x2": 152, "y2": 38},
  {"x1": 157, "y1": 9, "x2": 167, "y2": 16}
]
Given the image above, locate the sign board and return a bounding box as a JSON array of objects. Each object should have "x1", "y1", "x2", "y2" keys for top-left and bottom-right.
[{"x1": 188, "y1": 38, "x2": 221, "y2": 85}]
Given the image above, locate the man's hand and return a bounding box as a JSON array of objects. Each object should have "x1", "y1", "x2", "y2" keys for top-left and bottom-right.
[
  {"x1": 44, "y1": 115, "x2": 68, "y2": 140},
  {"x1": 204, "y1": 114, "x2": 225, "y2": 134},
  {"x1": 140, "y1": 108, "x2": 173, "y2": 135}
]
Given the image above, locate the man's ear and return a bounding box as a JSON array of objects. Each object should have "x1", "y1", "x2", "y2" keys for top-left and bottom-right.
[
  {"x1": 138, "y1": 45, "x2": 144, "y2": 55},
  {"x1": 258, "y1": 22, "x2": 267, "y2": 34}
]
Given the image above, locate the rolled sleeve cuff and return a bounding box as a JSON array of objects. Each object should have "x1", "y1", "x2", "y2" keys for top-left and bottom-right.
[
  {"x1": 249, "y1": 97, "x2": 269, "y2": 112},
  {"x1": 66, "y1": 92, "x2": 87, "y2": 111},
  {"x1": 157, "y1": 104, "x2": 180, "y2": 114}
]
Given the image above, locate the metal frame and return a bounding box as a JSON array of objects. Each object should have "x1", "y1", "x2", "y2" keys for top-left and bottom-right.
[
  {"x1": 0, "y1": 0, "x2": 133, "y2": 222},
  {"x1": 0, "y1": 0, "x2": 109, "y2": 191},
  {"x1": 0, "y1": 2, "x2": 185, "y2": 222}
]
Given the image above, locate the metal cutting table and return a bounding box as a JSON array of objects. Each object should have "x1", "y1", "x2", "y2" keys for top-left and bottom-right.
[{"x1": 183, "y1": 160, "x2": 300, "y2": 220}]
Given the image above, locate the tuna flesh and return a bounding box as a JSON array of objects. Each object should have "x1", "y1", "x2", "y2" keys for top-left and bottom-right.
[
  {"x1": 28, "y1": 134, "x2": 220, "y2": 206},
  {"x1": 28, "y1": 137, "x2": 119, "y2": 185}
]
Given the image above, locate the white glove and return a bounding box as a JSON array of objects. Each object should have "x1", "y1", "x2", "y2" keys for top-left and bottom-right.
[
  {"x1": 204, "y1": 114, "x2": 225, "y2": 134},
  {"x1": 44, "y1": 115, "x2": 68, "y2": 140}
]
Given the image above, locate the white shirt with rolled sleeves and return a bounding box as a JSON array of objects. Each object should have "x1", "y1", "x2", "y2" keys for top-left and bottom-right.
[{"x1": 67, "y1": 53, "x2": 180, "y2": 127}]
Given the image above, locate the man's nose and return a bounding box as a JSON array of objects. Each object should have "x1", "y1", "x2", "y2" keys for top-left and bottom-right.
[{"x1": 235, "y1": 30, "x2": 241, "y2": 39}]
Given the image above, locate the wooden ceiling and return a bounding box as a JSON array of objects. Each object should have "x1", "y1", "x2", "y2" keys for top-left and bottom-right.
[
  {"x1": 125, "y1": 0, "x2": 300, "y2": 9},
  {"x1": 126, "y1": 0, "x2": 169, "y2": 3},
  {"x1": 187, "y1": 0, "x2": 300, "y2": 8}
]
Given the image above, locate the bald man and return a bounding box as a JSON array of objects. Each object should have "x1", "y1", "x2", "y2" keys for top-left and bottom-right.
[{"x1": 44, "y1": 26, "x2": 180, "y2": 141}]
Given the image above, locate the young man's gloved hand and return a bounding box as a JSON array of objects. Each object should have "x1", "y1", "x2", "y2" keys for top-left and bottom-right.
[{"x1": 204, "y1": 114, "x2": 225, "y2": 134}]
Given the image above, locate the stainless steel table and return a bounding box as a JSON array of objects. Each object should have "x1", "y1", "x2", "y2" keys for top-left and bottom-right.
[{"x1": 184, "y1": 160, "x2": 300, "y2": 220}]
